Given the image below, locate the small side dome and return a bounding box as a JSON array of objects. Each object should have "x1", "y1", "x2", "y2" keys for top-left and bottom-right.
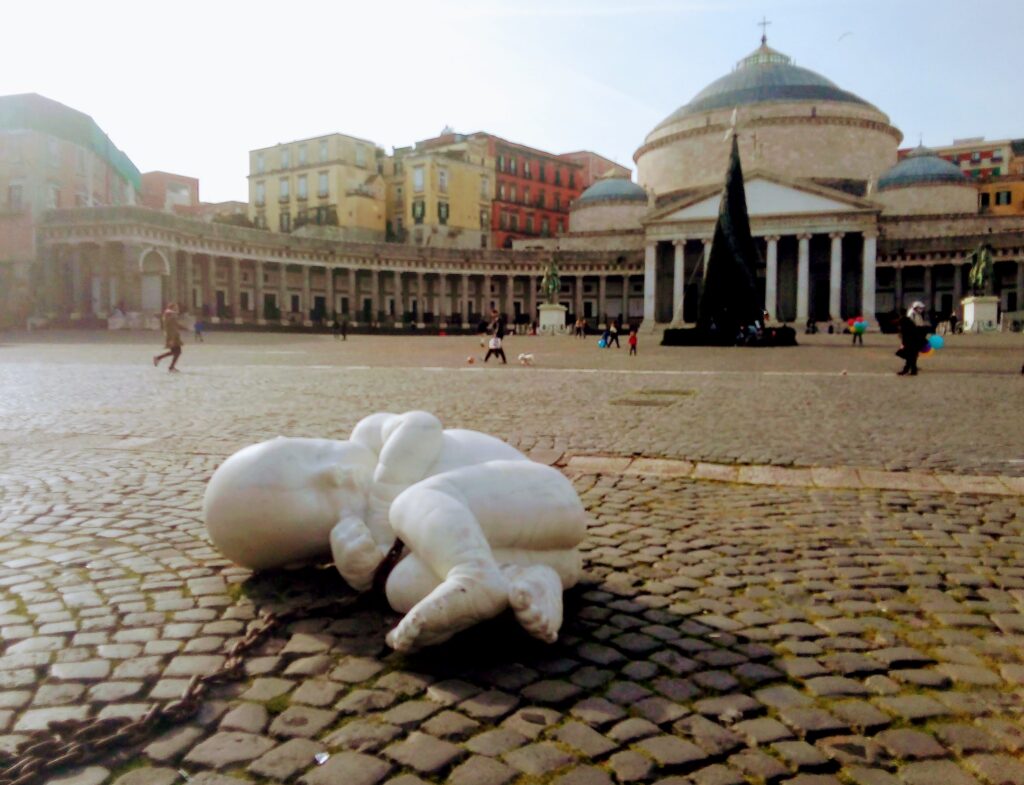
[
  {"x1": 878, "y1": 145, "x2": 968, "y2": 191},
  {"x1": 577, "y1": 177, "x2": 648, "y2": 204}
]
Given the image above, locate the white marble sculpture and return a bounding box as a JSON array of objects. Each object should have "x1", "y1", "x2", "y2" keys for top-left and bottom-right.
[{"x1": 203, "y1": 411, "x2": 586, "y2": 652}]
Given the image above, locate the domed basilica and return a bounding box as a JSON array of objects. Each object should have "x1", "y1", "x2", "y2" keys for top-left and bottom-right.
[{"x1": 540, "y1": 38, "x2": 1022, "y2": 329}]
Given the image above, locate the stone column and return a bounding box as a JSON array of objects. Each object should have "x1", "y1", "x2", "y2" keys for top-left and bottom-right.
[
  {"x1": 598, "y1": 275, "x2": 607, "y2": 326},
  {"x1": 205, "y1": 256, "x2": 218, "y2": 321},
  {"x1": 370, "y1": 268, "x2": 380, "y2": 324},
  {"x1": 894, "y1": 267, "x2": 904, "y2": 313},
  {"x1": 529, "y1": 275, "x2": 538, "y2": 323},
  {"x1": 184, "y1": 253, "x2": 195, "y2": 313},
  {"x1": 301, "y1": 266, "x2": 312, "y2": 326},
  {"x1": 461, "y1": 275, "x2": 470, "y2": 327},
  {"x1": 574, "y1": 275, "x2": 584, "y2": 321},
  {"x1": 861, "y1": 231, "x2": 877, "y2": 322},
  {"x1": 643, "y1": 242, "x2": 656, "y2": 327},
  {"x1": 254, "y1": 261, "x2": 265, "y2": 323},
  {"x1": 828, "y1": 232, "x2": 844, "y2": 322},
  {"x1": 671, "y1": 239, "x2": 685, "y2": 325},
  {"x1": 506, "y1": 275, "x2": 515, "y2": 323},
  {"x1": 123, "y1": 243, "x2": 141, "y2": 313},
  {"x1": 97, "y1": 255, "x2": 111, "y2": 318},
  {"x1": 796, "y1": 233, "x2": 811, "y2": 322},
  {"x1": 923, "y1": 265, "x2": 933, "y2": 312},
  {"x1": 396, "y1": 271, "x2": 407, "y2": 326},
  {"x1": 765, "y1": 235, "x2": 779, "y2": 322},
  {"x1": 325, "y1": 265, "x2": 335, "y2": 322},
  {"x1": 416, "y1": 272, "x2": 425, "y2": 327},
  {"x1": 952, "y1": 262, "x2": 963, "y2": 316},
  {"x1": 278, "y1": 262, "x2": 289, "y2": 324},
  {"x1": 230, "y1": 258, "x2": 241, "y2": 323},
  {"x1": 347, "y1": 268, "x2": 357, "y2": 322},
  {"x1": 43, "y1": 245, "x2": 59, "y2": 317},
  {"x1": 482, "y1": 274, "x2": 492, "y2": 317}
]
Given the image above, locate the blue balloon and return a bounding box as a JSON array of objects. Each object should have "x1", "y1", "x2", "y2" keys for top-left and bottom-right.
[
  {"x1": 598, "y1": 339, "x2": 606, "y2": 348},
  {"x1": 928, "y1": 334, "x2": 944, "y2": 350}
]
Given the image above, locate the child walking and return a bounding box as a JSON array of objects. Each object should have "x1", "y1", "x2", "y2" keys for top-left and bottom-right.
[
  {"x1": 153, "y1": 304, "x2": 184, "y2": 372},
  {"x1": 628, "y1": 330, "x2": 638, "y2": 356}
]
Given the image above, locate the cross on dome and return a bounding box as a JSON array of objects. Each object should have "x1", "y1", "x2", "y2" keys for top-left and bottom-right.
[{"x1": 758, "y1": 16, "x2": 771, "y2": 45}]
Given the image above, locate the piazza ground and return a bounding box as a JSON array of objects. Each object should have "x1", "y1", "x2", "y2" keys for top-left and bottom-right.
[{"x1": 0, "y1": 329, "x2": 1023, "y2": 785}]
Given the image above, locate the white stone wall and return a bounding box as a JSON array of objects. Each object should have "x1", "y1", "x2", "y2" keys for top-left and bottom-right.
[
  {"x1": 876, "y1": 184, "x2": 978, "y2": 216},
  {"x1": 636, "y1": 101, "x2": 900, "y2": 196}
]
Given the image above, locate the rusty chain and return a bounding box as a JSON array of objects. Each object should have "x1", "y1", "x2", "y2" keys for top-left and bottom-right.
[{"x1": 0, "y1": 597, "x2": 359, "y2": 785}]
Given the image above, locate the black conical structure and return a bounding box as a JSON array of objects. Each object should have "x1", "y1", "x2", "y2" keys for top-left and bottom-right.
[{"x1": 697, "y1": 133, "x2": 762, "y2": 337}]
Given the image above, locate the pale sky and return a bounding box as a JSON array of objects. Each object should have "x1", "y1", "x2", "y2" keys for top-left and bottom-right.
[{"x1": 4, "y1": 0, "x2": 1022, "y2": 203}]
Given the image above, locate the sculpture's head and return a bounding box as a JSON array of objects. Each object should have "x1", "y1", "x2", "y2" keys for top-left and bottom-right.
[{"x1": 203, "y1": 437, "x2": 376, "y2": 570}]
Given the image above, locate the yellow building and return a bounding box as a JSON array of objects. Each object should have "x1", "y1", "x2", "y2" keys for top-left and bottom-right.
[
  {"x1": 248, "y1": 133, "x2": 386, "y2": 242},
  {"x1": 384, "y1": 134, "x2": 495, "y2": 249},
  {"x1": 977, "y1": 174, "x2": 1024, "y2": 216}
]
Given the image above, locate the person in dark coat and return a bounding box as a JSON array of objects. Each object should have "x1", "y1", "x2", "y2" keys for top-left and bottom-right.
[{"x1": 897, "y1": 301, "x2": 929, "y2": 376}]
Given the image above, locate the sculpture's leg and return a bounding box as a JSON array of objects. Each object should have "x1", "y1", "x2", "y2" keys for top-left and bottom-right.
[
  {"x1": 502, "y1": 563, "x2": 564, "y2": 643},
  {"x1": 384, "y1": 487, "x2": 509, "y2": 652},
  {"x1": 330, "y1": 516, "x2": 386, "y2": 593}
]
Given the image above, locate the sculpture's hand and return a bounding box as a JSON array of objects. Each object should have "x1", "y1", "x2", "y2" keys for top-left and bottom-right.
[{"x1": 330, "y1": 515, "x2": 386, "y2": 593}]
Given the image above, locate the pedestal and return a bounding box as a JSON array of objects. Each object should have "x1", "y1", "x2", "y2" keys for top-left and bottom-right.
[
  {"x1": 538, "y1": 303, "x2": 568, "y2": 335},
  {"x1": 962, "y1": 296, "x2": 999, "y2": 333}
]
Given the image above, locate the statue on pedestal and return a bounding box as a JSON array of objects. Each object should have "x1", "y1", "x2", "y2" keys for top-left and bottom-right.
[
  {"x1": 541, "y1": 260, "x2": 561, "y2": 304},
  {"x1": 203, "y1": 411, "x2": 586, "y2": 652}
]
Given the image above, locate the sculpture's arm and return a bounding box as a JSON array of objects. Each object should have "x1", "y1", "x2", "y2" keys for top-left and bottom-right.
[
  {"x1": 330, "y1": 515, "x2": 387, "y2": 593},
  {"x1": 365, "y1": 412, "x2": 444, "y2": 535}
]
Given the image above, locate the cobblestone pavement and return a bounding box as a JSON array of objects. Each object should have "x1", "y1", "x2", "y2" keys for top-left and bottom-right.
[{"x1": 0, "y1": 332, "x2": 1022, "y2": 785}]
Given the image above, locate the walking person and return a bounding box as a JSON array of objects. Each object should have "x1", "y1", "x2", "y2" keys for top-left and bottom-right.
[
  {"x1": 607, "y1": 318, "x2": 621, "y2": 348},
  {"x1": 153, "y1": 303, "x2": 184, "y2": 373},
  {"x1": 484, "y1": 333, "x2": 507, "y2": 364},
  {"x1": 896, "y1": 301, "x2": 929, "y2": 376},
  {"x1": 628, "y1": 329, "x2": 638, "y2": 356}
]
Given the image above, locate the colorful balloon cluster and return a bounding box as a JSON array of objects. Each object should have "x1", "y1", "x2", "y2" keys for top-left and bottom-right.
[
  {"x1": 921, "y1": 333, "x2": 944, "y2": 356},
  {"x1": 847, "y1": 317, "x2": 869, "y2": 334},
  {"x1": 598, "y1": 339, "x2": 607, "y2": 348}
]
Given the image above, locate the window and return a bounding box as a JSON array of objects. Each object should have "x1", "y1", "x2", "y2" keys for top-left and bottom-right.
[
  {"x1": 524, "y1": 161, "x2": 531, "y2": 179},
  {"x1": 281, "y1": 147, "x2": 291, "y2": 168},
  {"x1": 480, "y1": 210, "x2": 489, "y2": 229},
  {"x1": 554, "y1": 193, "x2": 561, "y2": 210},
  {"x1": 497, "y1": 154, "x2": 504, "y2": 172},
  {"x1": 297, "y1": 174, "x2": 308, "y2": 200},
  {"x1": 970, "y1": 152, "x2": 981, "y2": 164},
  {"x1": 298, "y1": 145, "x2": 307, "y2": 166},
  {"x1": 979, "y1": 192, "x2": 991, "y2": 208},
  {"x1": 511, "y1": 185, "x2": 517, "y2": 202},
  {"x1": 537, "y1": 191, "x2": 545, "y2": 208},
  {"x1": 8, "y1": 184, "x2": 23, "y2": 210},
  {"x1": 480, "y1": 176, "x2": 489, "y2": 197},
  {"x1": 995, "y1": 190, "x2": 1012, "y2": 205},
  {"x1": 395, "y1": 185, "x2": 403, "y2": 204},
  {"x1": 256, "y1": 152, "x2": 265, "y2": 173},
  {"x1": 541, "y1": 217, "x2": 549, "y2": 236},
  {"x1": 319, "y1": 139, "x2": 328, "y2": 162},
  {"x1": 318, "y1": 172, "x2": 329, "y2": 198},
  {"x1": 280, "y1": 211, "x2": 291, "y2": 232},
  {"x1": 412, "y1": 200, "x2": 425, "y2": 224},
  {"x1": 557, "y1": 219, "x2": 564, "y2": 234},
  {"x1": 356, "y1": 146, "x2": 366, "y2": 167},
  {"x1": 569, "y1": 172, "x2": 575, "y2": 189},
  {"x1": 510, "y1": 156, "x2": 517, "y2": 175},
  {"x1": 511, "y1": 213, "x2": 519, "y2": 231},
  {"x1": 524, "y1": 187, "x2": 530, "y2": 204},
  {"x1": 500, "y1": 211, "x2": 509, "y2": 229},
  {"x1": 255, "y1": 213, "x2": 266, "y2": 228},
  {"x1": 554, "y1": 169, "x2": 562, "y2": 186},
  {"x1": 279, "y1": 177, "x2": 290, "y2": 200},
  {"x1": 255, "y1": 181, "x2": 266, "y2": 205},
  {"x1": 526, "y1": 215, "x2": 534, "y2": 233},
  {"x1": 499, "y1": 183, "x2": 506, "y2": 200},
  {"x1": 538, "y1": 164, "x2": 546, "y2": 182},
  {"x1": 413, "y1": 166, "x2": 425, "y2": 192},
  {"x1": 993, "y1": 151, "x2": 1004, "y2": 162},
  {"x1": 438, "y1": 201, "x2": 449, "y2": 225},
  {"x1": 438, "y1": 168, "x2": 448, "y2": 193}
]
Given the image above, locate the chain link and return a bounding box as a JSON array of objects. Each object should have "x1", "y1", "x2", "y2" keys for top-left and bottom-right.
[{"x1": 0, "y1": 597, "x2": 358, "y2": 785}]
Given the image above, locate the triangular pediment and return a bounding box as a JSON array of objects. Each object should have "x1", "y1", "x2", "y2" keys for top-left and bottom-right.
[{"x1": 646, "y1": 174, "x2": 876, "y2": 224}]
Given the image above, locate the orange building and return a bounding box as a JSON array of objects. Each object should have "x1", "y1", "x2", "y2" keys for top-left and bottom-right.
[{"x1": 141, "y1": 171, "x2": 199, "y2": 212}]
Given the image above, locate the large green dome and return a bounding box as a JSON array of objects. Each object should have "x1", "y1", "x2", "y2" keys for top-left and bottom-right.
[
  {"x1": 577, "y1": 177, "x2": 648, "y2": 204},
  {"x1": 654, "y1": 43, "x2": 875, "y2": 131}
]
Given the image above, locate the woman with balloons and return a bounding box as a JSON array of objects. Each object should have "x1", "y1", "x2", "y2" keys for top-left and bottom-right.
[{"x1": 848, "y1": 316, "x2": 868, "y2": 346}]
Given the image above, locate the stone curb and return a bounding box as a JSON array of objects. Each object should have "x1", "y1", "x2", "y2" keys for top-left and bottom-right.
[{"x1": 559, "y1": 454, "x2": 1024, "y2": 496}]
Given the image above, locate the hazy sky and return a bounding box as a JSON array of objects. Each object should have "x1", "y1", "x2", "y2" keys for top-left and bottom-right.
[{"x1": 4, "y1": 0, "x2": 1022, "y2": 202}]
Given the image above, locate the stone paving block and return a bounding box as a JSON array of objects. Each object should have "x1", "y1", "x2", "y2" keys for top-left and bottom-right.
[
  {"x1": 829, "y1": 700, "x2": 891, "y2": 733},
  {"x1": 184, "y1": 731, "x2": 276, "y2": 768},
  {"x1": 567, "y1": 456, "x2": 633, "y2": 475},
  {"x1": 771, "y1": 739, "x2": 831, "y2": 771},
  {"x1": 859, "y1": 470, "x2": 943, "y2": 493},
  {"x1": 465, "y1": 727, "x2": 529, "y2": 756},
  {"x1": 636, "y1": 734, "x2": 708, "y2": 767},
  {"x1": 42, "y1": 766, "x2": 110, "y2": 785},
  {"x1": 674, "y1": 715, "x2": 744, "y2": 756},
  {"x1": 626, "y1": 458, "x2": 694, "y2": 477},
  {"x1": 555, "y1": 765, "x2": 616, "y2": 785},
  {"x1": 299, "y1": 750, "x2": 392, "y2": 785},
  {"x1": 144, "y1": 725, "x2": 205, "y2": 763},
  {"x1": 324, "y1": 719, "x2": 402, "y2": 752},
  {"x1": 570, "y1": 696, "x2": 627, "y2": 727},
  {"x1": 420, "y1": 709, "x2": 479, "y2": 738},
  {"x1": 733, "y1": 716, "x2": 794, "y2": 745},
  {"x1": 693, "y1": 463, "x2": 739, "y2": 483},
  {"x1": 728, "y1": 748, "x2": 789, "y2": 781},
  {"x1": 503, "y1": 741, "x2": 577, "y2": 776},
  {"x1": 875, "y1": 728, "x2": 946, "y2": 760},
  {"x1": 737, "y1": 465, "x2": 813, "y2": 487},
  {"x1": 554, "y1": 720, "x2": 618, "y2": 757},
  {"x1": 240, "y1": 677, "x2": 295, "y2": 702},
  {"x1": 448, "y1": 754, "x2": 518, "y2": 785},
  {"x1": 269, "y1": 704, "x2": 337, "y2": 738},
  {"x1": 816, "y1": 735, "x2": 891, "y2": 768},
  {"x1": 384, "y1": 731, "x2": 465, "y2": 774},
  {"x1": 936, "y1": 475, "x2": 1014, "y2": 495},
  {"x1": 608, "y1": 750, "x2": 654, "y2": 782},
  {"x1": 963, "y1": 753, "x2": 1024, "y2": 785},
  {"x1": 14, "y1": 705, "x2": 89, "y2": 731},
  {"x1": 248, "y1": 737, "x2": 324, "y2": 781},
  {"x1": 845, "y1": 769, "x2": 900, "y2": 785},
  {"x1": 111, "y1": 767, "x2": 181, "y2": 785},
  {"x1": 777, "y1": 707, "x2": 848, "y2": 740},
  {"x1": 874, "y1": 694, "x2": 948, "y2": 722},
  {"x1": 900, "y1": 760, "x2": 981, "y2": 785},
  {"x1": 458, "y1": 689, "x2": 518, "y2": 720}
]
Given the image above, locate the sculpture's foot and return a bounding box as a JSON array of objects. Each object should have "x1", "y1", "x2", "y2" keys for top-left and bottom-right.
[
  {"x1": 331, "y1": 516, "x2": 385, "y2": 593},
  {"x1": 505, "y1": 564, "x2": 564, "y2": 644},
  {"x1": 385, "y1": 562, "x2": 508, "y2": 652}
]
